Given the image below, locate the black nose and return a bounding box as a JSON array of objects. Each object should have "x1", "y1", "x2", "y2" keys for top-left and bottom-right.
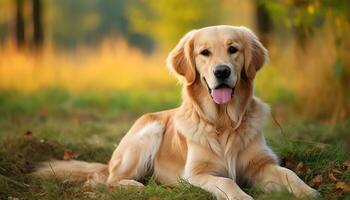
[{"x1": 214, "y1": 65, "x2": 231, "y2": 80}]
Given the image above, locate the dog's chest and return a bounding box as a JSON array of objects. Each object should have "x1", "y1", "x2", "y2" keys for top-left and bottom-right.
[
  {"x1": 215, "y1": 129, "x2": 256, "y2": 179},
  {"x1": 184, "y1": 128, "x2": 259, "y2": 180},
  {"x1": 178, "y1": 97, "x2": 270, "y2": 179}
]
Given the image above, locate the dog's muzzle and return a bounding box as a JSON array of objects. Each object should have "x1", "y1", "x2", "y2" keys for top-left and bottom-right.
[{"x1": 204, "y1": 78, "x2": 235, "y2": 104}]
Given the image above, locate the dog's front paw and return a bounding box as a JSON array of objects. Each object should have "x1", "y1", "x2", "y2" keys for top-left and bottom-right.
[
  {"x1": 229, "y1": 194, "x2": 254, "y2": 200},
  {"x1": 118, "y1": 179, "x2": 145, "y2": 187},
  {"x1": 305, "y1": 188, "x2": 320, "y2": 198},
  {"x1": 294, "y1": 186, "x2": 320, "y2": 199}
]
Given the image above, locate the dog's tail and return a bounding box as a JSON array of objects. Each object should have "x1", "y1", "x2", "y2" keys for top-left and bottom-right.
[{"x1": 33, "y1": 160, "x2": 108, "y2": 186}]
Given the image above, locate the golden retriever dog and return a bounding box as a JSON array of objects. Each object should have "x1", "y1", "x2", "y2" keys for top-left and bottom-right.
[{"x1": 35, "y1": 25, "x2": 319, "y2": 199}]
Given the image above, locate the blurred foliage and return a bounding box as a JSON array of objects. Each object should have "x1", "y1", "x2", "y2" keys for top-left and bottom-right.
[
  {"x1": 0, "y1": 0, "x2": 349, "y2": 121},
  {"x1": 0, "y1": 0, "x2": 12, "y2": 40},
  {"x1": 0, "y1": 0, "x2": 251, "y2": 51},
  {"x1": 0, "y1": 0, "x2": 155, "y2": 51},
  {"x1": 45, "y1": 0, "x2": 154, "y2": 51},
  {"x1": 256, "y1": 0, "x2": 350, "y2": 122},
  {"x1": 258, "y1": 0, "x2": 350, "y2": 29},
  {"x1": 127, "y1": 0, "x2": 221, "y2": 50}
]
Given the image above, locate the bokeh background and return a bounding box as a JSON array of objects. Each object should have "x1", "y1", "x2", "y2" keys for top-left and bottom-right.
[
  {"x1": 0, "y1": 1, "x2": 349, "y2": 199},
  {"x1": 1, "y1": 0, "x2": 349, "y2": 122}
]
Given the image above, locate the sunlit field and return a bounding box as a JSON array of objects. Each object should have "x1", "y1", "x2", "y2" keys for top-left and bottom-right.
[
  {"x1": 1, "y1": 37, "x2": 349, "y2": 200},
  {"x1": 1, "y1": 31, "x2": 348, "y2": 121},
  {"x1": 0, "y1": 39, "x2": 176, "y2": 92}
]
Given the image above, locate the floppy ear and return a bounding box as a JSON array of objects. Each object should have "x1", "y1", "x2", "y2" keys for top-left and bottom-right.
[
  {"x1": 228, "y1": 27, "x2": 268, "y2": 129},
  {"x1": 166, "y1": 30, "x2": 196, "y2": 85},
  {"x1": 241, "y1": 27, "x2": 268, "y2": 80}
]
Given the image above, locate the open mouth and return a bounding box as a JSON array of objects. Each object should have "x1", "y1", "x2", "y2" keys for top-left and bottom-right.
[{"x1": 203, "y1": 78, "x2": 235, "y2": 104}]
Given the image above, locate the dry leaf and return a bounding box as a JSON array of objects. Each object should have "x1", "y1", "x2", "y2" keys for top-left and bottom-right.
[
  {"x1": 306, "y1": 168, "x2": 312, "y2": 174},
  {"x1": 343, "y1": 161, "x2": 350, "y2": 170},
  {"x1": 295, "y1": 162, "x2": 311, "y2": 174},
  {"x1": 311, "y1": 175, "x2": 322, "y2": 187},
  {"x1": 63, "y1": 149, "x2": 79, "y2": 160},
  {"x1": 150, "y1": 196, "x2": 160, "y2": 200},
  {"x1": 296, "y1": 162, "x2": 304, "y2": 170},
  {"x1": 335, "y1": 182, "x2": 350, "y2": 192},
  {"x1": 328, "y1": 173, "x2": 337, "y2": 182}
]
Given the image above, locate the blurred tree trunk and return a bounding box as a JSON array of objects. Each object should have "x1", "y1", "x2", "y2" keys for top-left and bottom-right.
[
  {"x1": 32, "y1": 0, "x2": 43, "y2": 49},
  {"x1": 15, "y1": 0, "x2": 25, "y2": 48},
  {"x1": 255, "y1": 1, "x2": 272, "y2": 46}
]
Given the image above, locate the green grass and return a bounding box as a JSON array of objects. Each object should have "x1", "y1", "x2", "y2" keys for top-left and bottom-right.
[{"x1": 0, "y1": 89, "x2": 349, "y2": 200}]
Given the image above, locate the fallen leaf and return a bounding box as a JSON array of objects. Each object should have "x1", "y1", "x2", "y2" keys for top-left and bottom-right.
[
  {"x1": 335, "y1": 182, "x2": 350, "y2": 192},
  {"x1": 150, "y1": 196, "x2": 160, "y2": 200},
  {"x1": 328, "y1": 172, "x2": 337, "y2": 182},
  {"x1": 343, "y1": 161, "x2": 350, "y2": 170},
  {"x1": 63, "y1": 149, "x2": 79, "y2": 160},
  {"x1": 296, "y1": 162, "x2": 304, "y2": 170},
  {"x1": 311, "y1": 175, "x2": 322, "y2": 187},
  {"x1": 306, "y1": 168, "x2": 312, "y2": 174},
  {"x1": 295, "y1": 162, "x2": 311, "y2": 174}
]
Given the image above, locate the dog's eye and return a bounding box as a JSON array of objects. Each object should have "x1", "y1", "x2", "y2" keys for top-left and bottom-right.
[
  {"x1": 200, "y1": 49, "x2": 210, "y2": 56},
  {"x1": 228, "y1": 46, "x2": 238, "y2": 54}
]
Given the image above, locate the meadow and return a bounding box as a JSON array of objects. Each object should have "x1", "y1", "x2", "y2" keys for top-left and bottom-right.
[{"x1": 0, "y1": 39, "x2": 349, "y2": 200}]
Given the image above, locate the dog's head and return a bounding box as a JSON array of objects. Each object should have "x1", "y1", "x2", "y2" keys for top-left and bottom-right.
[{"x1": 167, "y1": 25, "x2": 267, "y2": 126}]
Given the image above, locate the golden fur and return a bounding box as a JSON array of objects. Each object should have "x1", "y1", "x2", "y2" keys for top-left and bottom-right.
[{"x1": 34, "y1": 25, "x2": 319, "y2": 200}]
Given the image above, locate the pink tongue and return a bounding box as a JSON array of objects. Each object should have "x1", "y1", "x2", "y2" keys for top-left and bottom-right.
[{"x1": 211, "y1": 88, "x2": 232, "y2": 104}]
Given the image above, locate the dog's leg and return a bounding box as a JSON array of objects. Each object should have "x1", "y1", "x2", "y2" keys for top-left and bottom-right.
[
  {"x1": 238, "y1": 137, "x2": 319, "y2": 198},
  {"x1": 253, "y1": 164, "x2": 319, "y2": 198},
  {"x1": 184, "y1": 139, "x2": 254, "y2": 200},
  {"x1": 187, "y1": 174, "x2": 253, "y2": 200},
  {"x1": 117, "y1": 179, "x2": 145, "y2": 187},
  {"x1": 106, "y1": 119, "x2": 164, "y2": 187}
]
